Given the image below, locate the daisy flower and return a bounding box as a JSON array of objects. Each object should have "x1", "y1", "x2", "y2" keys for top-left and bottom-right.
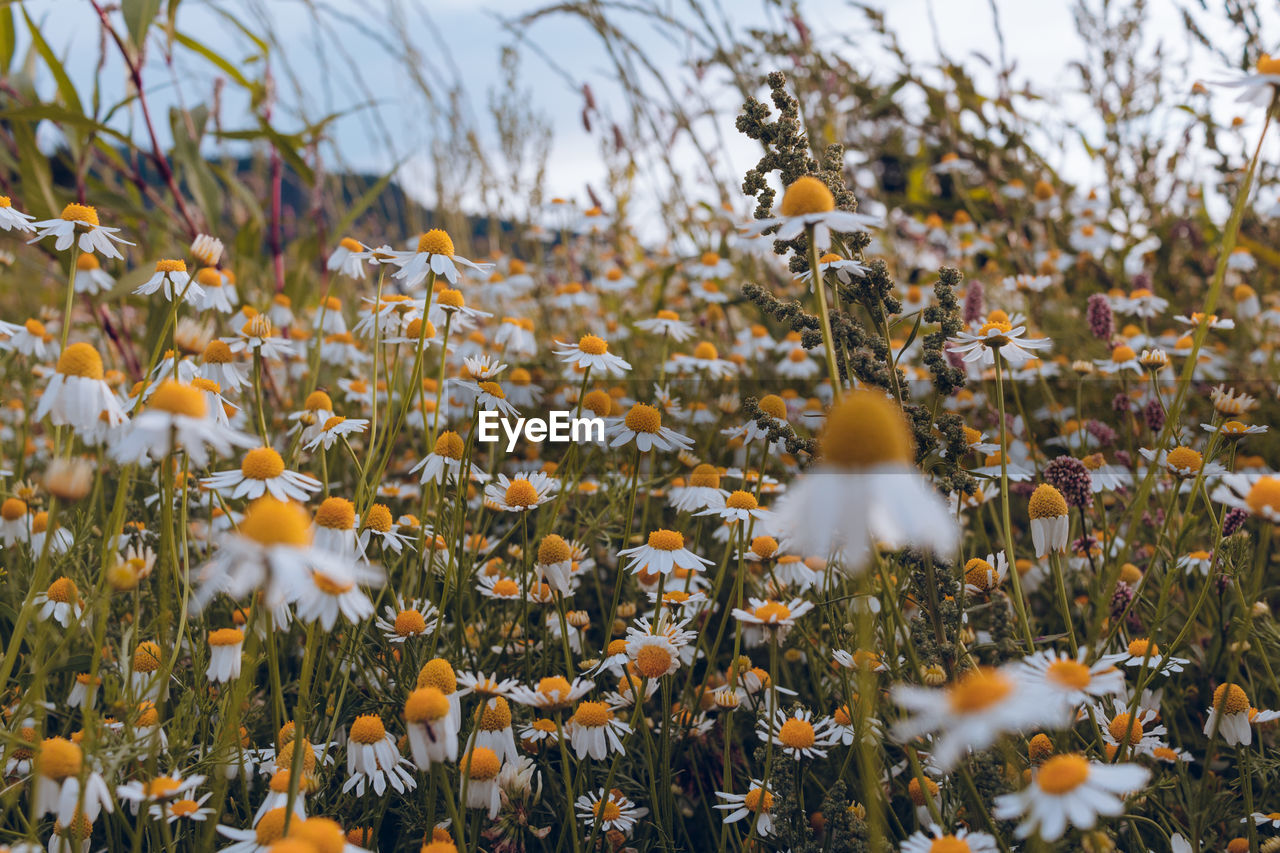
[
  {"x1": 634, "y1": 310, "x2": 696, "y2": 342},
  {"x1": 740, "y1": 175, "x2": 881, "y2": 251},
  {"x1": 617, "y1": 528, "x2": 713, "y2": 576},
  {"x1": 115, "y1": 773, "x2": 204, "y2": 815},
  {"x1": 205, "y1": 628, "x2": 244, "y2": 683},
  {"x1": 950, "y1": 311, "x2": 1051, "y2": 367},
  {"x1": 575, "y1": 789, "x2": 648, "y2": 835},
  {"x1": 33, "y1": 737, "x2": 113, "y2": 826},
  {"x1": 303, "y1": 415, "x2": 369, "y2": 451},
  {"x1": 410, "y1": 430, "x2": 486, "y2": 486},
  {"x1": 732, "y1": 597, "x2": 814, "y2": 646},
  {"x1": 715, "y1": 780, "x2": 776, "y2": 837},
  {"x1": 565, "y1": 700, "x2": 631, "y2": 760},
  {"x1": 1012, "y1": 649, "x2": 1126, "y2": 713},
  {"x1": 794, "y1": 252, "x2": 868, "y2": 289},
  {"x1": 901, "y1": 826, "x2": 999, "y2": 853},
  {"x1": 608, "y1": 402, "x2": 694, "y2": 452},
  {"x1": 1215, "y1": 53, "x2": 1280, "y2": 105},
  {"x1": 74, "y1": 252, "x2": 116, "y2": 294},
  {"x1": 392, "y1": 229, "x2": 493, "y2": 287},
  {"x1": 343, "y1": 715, "x2": 416, "y2": 797},
  {"x1": 961, "y1": 552, "x2": 1008, "y2": 595},
  {"x1": 404, "y1": 687, "x2": 458, "y2": 769},
  {"x1": 135, "y1": 259, "x2": 201, "y2": 304},
  {"x1": 359, "y1": 504, "x2": 414, "y2": 554},
  {"x1": 148, "y1": 793, "x2": 214, "y2": 824},
  {"x1": 756, "y1": 707, "x2": 840, "y2": 759},
  {"x1": 110, "y1": 381, "x2": 255, "y2": 467},
  {"x1": 1098, "y1": 638, "x2": 1189, "y2": 675},
  {"x1": 0, "y1": 195, "x2": 35, "y2": 232},
  {"x1": 375, "y1": 599, "x2": 440, "y2": 643},
  {"x1": 1203, "y1": 682, "x2": 1259, "y2": 746},
  {"x1": 553, "y1": 334, "x2": 631, "y2": 377},
  {"x1": 29, "y1": 203, "x2": 132, "y2": 258},
  {"x1": 993, "y1": 753, "x2": 1149, "y2": 841},
  {"x1": 225, "y1": 314, "x2": 295, "y2": 361},
  {"x1": 327, "y1": 236, "x2": 376, "y2": 279},
  {"x1": 1028, "y1": 484, "x2": 1070, "y2": 558},
  {"x1": 484, "y1": 471, "x2": 558, "y2": 512},
  {"x1": 0, "y1": 318, "x2": 56, "y2": 359},
  {"x1": 892, "y1": 665, "x2": 1059, "y2": 769},
  {"x1": 510, "y1": 675, "x2": 594, "y2": 711},
  {"x1": 293, "y1": 561, "x2": 383, "y2": 630},
  {"x1": 773, "y1": 389, "x2": 959, "y2": 567},
  {"x1": 203, "y1": 446, "x2": 321, "y2": 502},
  {"x1": 32, "y1": 576, "x2": 83, "y2": 628},
  {"x1": 685, "y1": 250, "x2": 732, "y2": 279}
]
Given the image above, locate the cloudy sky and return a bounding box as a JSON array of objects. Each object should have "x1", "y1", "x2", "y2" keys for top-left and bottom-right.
[{"x1": 18, "y1": 0, "x2": 1280, "y2": 220}]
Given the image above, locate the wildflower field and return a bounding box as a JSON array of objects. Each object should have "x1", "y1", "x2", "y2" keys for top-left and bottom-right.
[{"x1": 4, "y1": 1, "x2": 1280, "y2": 851}]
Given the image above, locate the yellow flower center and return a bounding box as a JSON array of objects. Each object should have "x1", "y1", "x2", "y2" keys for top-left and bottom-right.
[
  {"x1": 779, "y1": 176, "x2": 835, "y2": 217},
  {"x1": 538, "y1": 676, "x2": 572, "y2": 700},
  {"x1": 208, "y1": 628, "x2": 243, "y2": 647},
  {"x1": 1028, "y1": 484, "x2": 1069, "y2": 519},
  {"x1": 313, "y1": 572, "x2": 353, "y2": 595},
  {"x1": 46, "y1": 577, "x2": 78, "y2": 603},
  {"x1": 314, "y1": 497, "x2": 355, "y2": 530},
  {"x1": 743, "y1": 787, "x2": 773, "y2": 813},
  {"x1": 24, "y1": 318, "x2": 47, "y2": 337},
  {"x1": 155, "y1": 259, "x2": 187, "y2": 274},
  {"x1": 1214, "y1": 682, "x2": 1250, "y2": 715},
  {"x1": 594, "y1": 800, "x2": 622, "y2": 822},
  {"x1": 38, "y1": 738, "x2": 82, "y2": 780},
  {"x1": 1257, "y1": 53, "x2": 1280, "y2": 75},
  {"x1": 504, "y1": 479, "x2": 540, "y2": 507},
  {"x1": 725, "y1": 490, "x2": 758, "y2": 510},
  {"x1": 254, "y1": 808, "x2": 288, "y2": 845},
  {"x1": 241, "y1": 447, "x2": 285, "y2": 480},
  {"x1": 753, "y1": 601, "x2": 792, "y2": 622},
  {"x1": 1, "y1": 498, "x2": 26, "y2": 520},
  {"x1": 1246, "y1": 476, "x2": 1280, "y2": 516},
  {"x1": 492, "y1": 578, "x2": 519, "y2": 596},
  {"x1": 948, "y1": 667, "x2": 1013, "y2": 713},
  {"x1": 478, "y1": 380, "x2": 505, "y2": 398},
  {"x1": 777, "y1": 717, "x2": 816, "y2": 748},
  {"x1": 757, "y1": 394, "x2": 787, "y2": 419},
  {"x1": 144, "y1": 777, "x2": 182, "y2": 798},
  {"x1": 1037, "y1": 753, "x2": 1091, "y2": 794},
  {"x1": 169, "y1": 799, "x2": 200, "y2": 817},
  {"x1": 394, "y1": 609, "x2": 428, "y2": 636},
  {"x1": 60, "y1": 203, "x2": 99, "y2": 226},
  {"x1": 148, "y1": 381, "x2": 208, "y2": 418},
  {"x1": 364, "y1": 504, "x2": 393, "y2": 533},
  {"x1": 479, "y1": 697, "x2": 512, "y2": 731},
  {"x1": 573, "y1": 701, "x2": 612, "y2": 728},
  {"x1": 404, "y1": 687, "x2": 450, "y2": 723},
  {"x1": 624, "y1": 403, "x2": 662, "y2": 433},
  {"x1": 239, "y1": 498, "x2": 312, "y2": 547},
  {"x1": 417, "y1": 229, "x2": 455, "y2": 256},
  {"x1": 694, "y1": 341, "x2": 719, "y2": 360},
  {"x1": 700, "y1": 251, "x2": 721, "y2": 266},
  {"x1": 339, "y1": 237, "x2": 363, "y2": 252},
  {"x1": 1127, "y1": 638, "x2": 1158, "y2": 657},
  {"x1": 820, "y1": 390, "x2": 914, "y2": 468},
  {"x1": 55, "y1": 342, "x2": 105, "y2": 380},
  {"x1": 688, "y1": 464, "x2": 720, "y2": 489},
  {"x1": 657, "y1": 309, "x2": 680, "y2": 321},
  {"x1": 349, "y1": 714, "x2": 387, "y2": 744},
  {"x1": 578, "y1": 334, "x2": 609, "y2": 355},
  {"x1": 538, "y1": 534, "x2": 572, "y2": 564},
  {"x1": 1111, "y1": 344, "x2": 1136, "y2": 362},
  {"x1": 1108, "y1": 713, "x2": 1144, "y2": 745},
  {"x1": 930, "y1": 838, "x2": 972, "y2": 853},
  {"x1": 1166, "y1": 446, "x2": 1203, "y2": 472},
  {"x1": 963, "y1": 558, "x2": 996, "y2": 590},
  {"x1": 646, "y1": 529, "x2": 684, "y2": 551},
  {"x1": 1046, "y1": 660, "x2": 1092, "y2": 690},
  {"x1": 417, "y1": 658, "x2": 457, "y2": 692},
  {"x1": 132, "y1": 641, "x2": 162, "y2": 673},
  {"x1": 635, "y1": 644, "x2": 674, "y2": 678},
  {"x1": 751, "y1": 536, "x2": 779, "y2": 558}
]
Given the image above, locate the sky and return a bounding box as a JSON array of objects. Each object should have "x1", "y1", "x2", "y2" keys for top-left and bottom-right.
[{"x1": 14, "y1": 0, "x2": 1280, "y2": 225}]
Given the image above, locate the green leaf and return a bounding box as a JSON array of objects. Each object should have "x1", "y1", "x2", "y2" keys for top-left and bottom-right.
[
  {"x1": 173, "y1": 31, "x2": 258, "y2": 93},
  {"x1": 21, "y1": 8, "x2": 83, "y2": 115},
  {"x1": 122, "y1": 0, "x2": 162, "y2": 54},
  {"x1": 0, "y1": 4, "x2": 15, "y2": 73},
  {"x1": 10, "y1": 119, "x2": 56, "y2": 216},
  {"x1": 0, "y1": 105, "x2": 132, "y2": 145}
]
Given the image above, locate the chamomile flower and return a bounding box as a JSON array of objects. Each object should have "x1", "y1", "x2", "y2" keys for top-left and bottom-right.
[
  {"x1": 608, "y1": 402, "x2": 694, "y2": 452},
  {"x1": 993, "y1": 753, "x2": 1149, "y2": 841},
  {"x1": 0, "y1": 196, "x2": 35, "y2": 232},
  {"x1": 110, "y1": 380, "x2": 255, "y2": 467},
  {"x1": 715, "y1": 781, "x2": 776, "y2": 837},
  {"x1": 510, "y1": 676, "x2": 594, "y2": 711},
  {"x1": 203, "y1": 447, "x2": 321, "y2": 502},
  {"x1": 375, "y1": 599, "x2": 440, "y2": 643},
  {"x1": 0, "y1": 318, "x2": 56, "y2": 359},
  {"x1": 961, "y1": 553, "x2": 1008, "y2": 595},
  {"x1": 1203, "y1": 682, "x2": 1260, "y2": 745},
  {"x1": 484, "y1": 472, "x2": 558, "y2": 512},
  {"x1": 392, "y1": 229, "x2": 493, "y2": 287},
  {"x1": 950, "y1": 311, "x2": 1051, "y2": 367},
  {"x1": 293, "y1": 561, "x2": 383, "y2": 630},
  {"x1": 1013, "y1": 649, "x2": 1125, "y2": 713},
  {"x1": 732, "y1": 597, "x2": 814, "y2": 646},
  {"x1": 1028, "y1": 484, "x2": 1070, "y2": 558},
  {"x1": 135, "y1": 259, "x2": 200, "y2": 304},
  {"x1": 29, "y1": 203, "x2": 132, "y2": 258},
  {"x1": 34, "y1": 343, "x2": 126, "y2": 432},
  {"x1": 1098, "y1": 638, "x2": 1189, "y2": 675},
  {"x1": 892, "y1": 665, "x2": 1058, "y2": 769},
  {"x1": 635, "y1": 310, "x2": 696, "y2": 342},
  {"x1": 565, "y1": 700, "x2": 631, "y2": 760},
  {"x1": 73, "y1": 253, "x2": 115, "y2": 294},
  {"x1": 1215, "y1": 53, "x2": 1280, "y2": 106},
  {"x1": 343, "y1": 715, "x2": 416, "y2": 797},
  {"x1": 554, "y1": 334, "x2": 631, "y2": 377},
  {"x1": 575, "y1": 788, "x2": 648, "y2": 835},
  {"x1": 327, "y1": 236, "x2": 375, "y2": 279},
  {"x1": 199, "y1": 340, "x2": 247, "y2": 392},
  {"x1": 774, "y1": 389, "x2": 959, "y2": 567},
  {"x1": 32, "y1": 577, "x2": 83, "y2": 628},
  {"x1": 794, "y1": 252, "x2": 869, "y2": 289},
  {"x1": 33, "y1": 737, "x2": 113, "y2": 826},
  {"x1": 303, "y1": 415, "x2": 369, "y2": 451},
  {"x1": 617, "y1": 528, "x2": 713, "y2": 576},
  {"x1": 225, "y1": 314, "x2": 295, "y2": 361},
  {"x1": 404, "y1": 687, "x2": 458, "y2": 769},
  {"x1": 115, "y1": 773, "x2": 204, "y2": 815},
  {"x1": 901, "y1": 826, "x2": 999, "y2": 853},
  {"x1": 205, "y1": 628, "x2": 244, "y2": 683},
  {"x1": 740, "y1": 176, "x2": 881, "y2": 251},
  {"x1": 757, "y1": 707, "x2": 840, "y2": 759}
]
